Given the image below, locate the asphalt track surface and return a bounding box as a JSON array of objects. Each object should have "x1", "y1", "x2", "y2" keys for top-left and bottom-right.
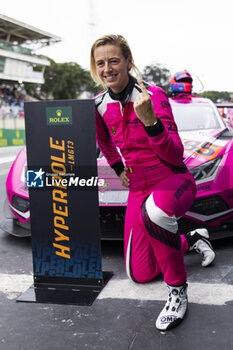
[{"x1": 1, "y1": 147, "x2": 233, "y2": 350}]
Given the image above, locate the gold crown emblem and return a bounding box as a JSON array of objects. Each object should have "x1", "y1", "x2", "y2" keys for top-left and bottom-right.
[{"x1": 56, "y1": 109, "x2": 62, "y2": 117}]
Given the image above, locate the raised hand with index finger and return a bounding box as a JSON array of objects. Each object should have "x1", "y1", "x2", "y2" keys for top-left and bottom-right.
[{"x1": 134, "y1": 80, "x2": 157, "y2": 127}]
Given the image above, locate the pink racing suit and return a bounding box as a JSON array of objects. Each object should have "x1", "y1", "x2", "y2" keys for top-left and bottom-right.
[{"x1": 95, "y1": 77, "x2": 196, "y2": 286}]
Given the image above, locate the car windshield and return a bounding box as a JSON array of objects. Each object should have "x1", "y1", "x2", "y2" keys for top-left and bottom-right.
[{"x1": 171, "y1": 103, "x2": 222, "y2": 131}]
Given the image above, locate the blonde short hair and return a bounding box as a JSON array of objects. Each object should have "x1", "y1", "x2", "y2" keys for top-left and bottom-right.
[{"x1": 90, "y1": 34, "x2": 140, "y2": 88}]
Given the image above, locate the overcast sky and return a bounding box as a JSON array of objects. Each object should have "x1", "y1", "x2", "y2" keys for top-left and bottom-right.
[{"x1": 1, "y1": 0, "x2": 233, "y2": 92}]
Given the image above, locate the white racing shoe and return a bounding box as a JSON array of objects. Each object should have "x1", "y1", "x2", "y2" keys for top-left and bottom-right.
[
  {"x1": 156, "y1": 283, "x2": 188, "y2": 331},
  {"x1": 186, "y1": 228, "x2": 215, "y2": 267}
]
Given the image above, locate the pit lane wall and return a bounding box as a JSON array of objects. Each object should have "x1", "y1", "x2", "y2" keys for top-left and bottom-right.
[
  {"x1": 0, "y1": 128, "x2": 25, "y2": 146},
  {"x1": 0, "y1": 118, "x2": 25, "y2": 147}
]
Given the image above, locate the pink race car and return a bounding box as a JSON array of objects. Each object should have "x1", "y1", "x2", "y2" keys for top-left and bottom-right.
[{"x1": 1, "y1": 93, "x2": 233, "y2": 240}]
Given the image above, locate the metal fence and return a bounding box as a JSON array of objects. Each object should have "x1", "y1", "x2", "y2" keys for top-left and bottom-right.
[{"x1": 0, "y1": 106, "x2": 25, "y2": 130}]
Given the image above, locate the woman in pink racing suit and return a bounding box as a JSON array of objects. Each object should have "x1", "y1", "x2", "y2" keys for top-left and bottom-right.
[{"x1": 90, "y1": 34, "x2": 215, "y2": 331}]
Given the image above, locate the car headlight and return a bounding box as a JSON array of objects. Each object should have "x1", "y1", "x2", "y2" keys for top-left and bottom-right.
[{"x1": 189, "y1": 156, "x2": 222, "y2": 183}]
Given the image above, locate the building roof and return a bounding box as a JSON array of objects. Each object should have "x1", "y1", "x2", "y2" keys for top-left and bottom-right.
[{"x1": 0, "y1": 13, "x2": 61, "y2": 49}]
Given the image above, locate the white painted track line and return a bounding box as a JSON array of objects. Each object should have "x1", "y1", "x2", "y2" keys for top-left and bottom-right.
[{"x1": 0, "y1": 273, "x2": 233, "y2": 305}]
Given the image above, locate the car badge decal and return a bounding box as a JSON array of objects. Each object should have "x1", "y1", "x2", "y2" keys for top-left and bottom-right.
[{"x1": 99, "y1": 182, "x2": 110, "y2": 191}]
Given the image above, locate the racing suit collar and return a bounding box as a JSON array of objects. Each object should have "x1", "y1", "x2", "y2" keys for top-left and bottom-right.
[{"x1": 108, "y1": 75, "x2": 136, "y2": 108}]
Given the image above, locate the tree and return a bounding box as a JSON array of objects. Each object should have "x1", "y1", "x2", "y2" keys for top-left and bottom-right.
[
  {"x1": 23, "y1": 59, "x2": 100, "y2": 100},
  {"x1": 142, "y1": 63, "x2": 171, "y2": 92},
  {"x1": 198, "y1": 91, "x2": 232, "y2": 103},
  {"x1": 23, "y1": 82, "x2": 41, "y2": 100},
  {"x1": 41, "y1": 60, "x2": 99, "y2": 100}
]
